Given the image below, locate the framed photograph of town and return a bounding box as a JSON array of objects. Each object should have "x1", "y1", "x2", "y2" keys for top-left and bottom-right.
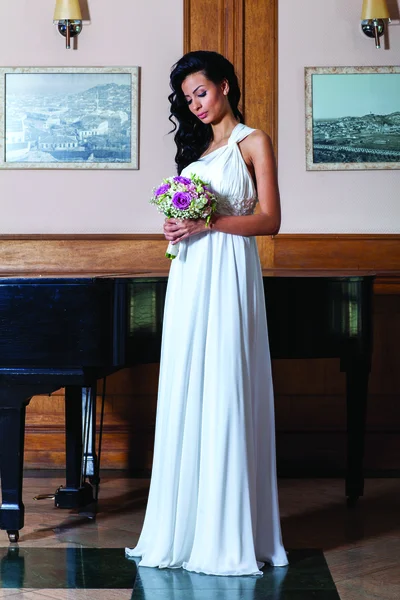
[
  {"x1": 305, "y1": 66, "x2": 400, "y2": 171},
  {"x1": 0, "y1": 66, "x2": 139, "y2": 169}
]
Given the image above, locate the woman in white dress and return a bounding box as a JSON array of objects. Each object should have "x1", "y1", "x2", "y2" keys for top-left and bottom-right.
[{"x1": 126, "y1": 51, "x2": 288, "y2": 576}]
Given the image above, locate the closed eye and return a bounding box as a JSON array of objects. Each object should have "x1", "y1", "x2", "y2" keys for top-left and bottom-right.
[{"x1": 186, "y1": 91, "x2": 207, "y2": 105}]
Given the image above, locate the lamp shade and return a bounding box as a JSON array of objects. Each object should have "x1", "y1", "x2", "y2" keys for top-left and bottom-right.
[
  {"x1": 54, "y1": 0, "x2": 82, "y2": 20},
  {"x1": 361, "y1": 0, "x2": 390, "y2": 19}
]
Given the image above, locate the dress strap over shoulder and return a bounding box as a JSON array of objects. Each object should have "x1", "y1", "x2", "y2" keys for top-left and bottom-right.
[{"x1": 228, "y1": 123, "x2": 256, "y2": 146}]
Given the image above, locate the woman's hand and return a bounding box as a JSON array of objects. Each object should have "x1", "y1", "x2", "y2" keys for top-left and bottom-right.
[{"x1": 163, "y1": 218, "x2": 207, "y2": 244}]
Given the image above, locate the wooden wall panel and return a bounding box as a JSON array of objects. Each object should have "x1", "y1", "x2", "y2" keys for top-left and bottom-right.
[
  {"x1": 185, "y1": 0, "x2": 277, "y2": 142},
  {"x1": 0, "y1": 234, "x2": 398, "y2": 283},
  {"x1": 184, "y1": 0, "x2": 244, "y2": 108},
  {"x1": 184, "y1": 0, "x2": 224, "y2": 56},
  {"x1": 273, "y1": 234, "x2": 400, "y2": 271},
  {"x1": 243, "y1": 0, "x2": 277, "y2": 142},
  {"x1": 0, "y1": 235, "x2": 168, "y2": 277}
]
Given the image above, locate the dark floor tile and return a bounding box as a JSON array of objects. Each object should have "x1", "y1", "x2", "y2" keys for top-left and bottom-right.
[
  {"x1": 0, "y1": 547, "x2": 339, "y2": 597},
  {"x1": 281, "y1": 549, "x2": 338, "y2": 590},
  {"x1": 131, "y1": 550, "x2": 340, "y2": 600},
  {"x1": 0, "y1": 547, "x2": 137, "y2": 589}
]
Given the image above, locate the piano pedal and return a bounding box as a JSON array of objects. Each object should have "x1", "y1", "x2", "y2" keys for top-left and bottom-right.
[
  {"x1": 33, "y1": 485, "x2": 63, "y2": 501},
  {"x1": 33, "y1": 493, "x2": 56, "y2": 500}
]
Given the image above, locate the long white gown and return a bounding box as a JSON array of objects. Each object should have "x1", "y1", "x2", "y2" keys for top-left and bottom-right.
[{"x1": 126, "y1": 123, "x2": 288, "y2": 576}]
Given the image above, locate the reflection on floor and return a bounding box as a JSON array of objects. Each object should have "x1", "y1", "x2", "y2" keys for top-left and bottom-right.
[
  {"x1": 0, "y1": 548, "x2": 136, "y2": 589},
  {"x1": 0, "y1": 548, "x2": 339, "y2": 599},
  {"x1": 0, "y1": 476, "x2": 399, "y2": 599},
  {"x1": 131, "y1": 550, "x2": 339, "y2": 600}
]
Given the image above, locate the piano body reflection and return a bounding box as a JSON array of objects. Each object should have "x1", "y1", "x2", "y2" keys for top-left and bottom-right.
[{"x1": 0, "y1": 273, "x2": 374, "y2": 541}]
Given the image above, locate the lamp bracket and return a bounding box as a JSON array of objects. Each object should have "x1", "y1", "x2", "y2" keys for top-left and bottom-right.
[
  {"x1": 57, "y1": 20, "x2": 82, "y2": 38},
  {"x1": 361, "y1": 18, "x2": 388, "y2": 48}
]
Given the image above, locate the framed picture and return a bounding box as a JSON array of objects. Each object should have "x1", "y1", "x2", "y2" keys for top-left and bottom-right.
[
  {"x1": 305, "y1": 66, "x2": 400, "y2": 171},
  {"x1": 0, "y1": 66, "x2": 139, "y2": 169}
]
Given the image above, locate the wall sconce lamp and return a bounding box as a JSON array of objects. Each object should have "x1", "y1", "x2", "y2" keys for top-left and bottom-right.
[
  {"x1": 361, "y1": 0, "x2": 390, "y2": 48},
  {"x1": 54, "y1": 0, "x2": 83, "y2": 49}
]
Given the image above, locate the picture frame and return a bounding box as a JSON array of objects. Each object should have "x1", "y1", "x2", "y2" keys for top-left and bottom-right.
[
  {"x1": 305, "y1": 66, "x2": 400, "y2": 171},
  {"x1": 0, "y1": 66, "x2": 139, "y2": 169}
]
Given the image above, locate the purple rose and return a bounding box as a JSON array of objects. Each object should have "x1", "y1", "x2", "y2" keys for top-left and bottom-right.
[
  {"x1": 155, "y1": 183, "x2": 170, "y2": 197},
  {"x1": 172, "y1": 192, "x2": 191, "y2": 210},
  {"x1": 173, "y1": 176, "x2": 192, "y2": 185}
]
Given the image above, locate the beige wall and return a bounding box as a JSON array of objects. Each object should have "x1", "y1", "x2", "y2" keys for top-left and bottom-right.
[
  {"x1": 1, "y1": 1, "x2": 399, "y2": 235},
  {"x1": 278, "y1": 0, "x2": 400, "y2": 233},
  {"x1": 0, "y1": 0, "x2": 182, "y2": 233}
]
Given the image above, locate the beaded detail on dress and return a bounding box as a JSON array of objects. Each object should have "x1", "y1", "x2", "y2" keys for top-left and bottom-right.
[{"x1": 216, "y1": 194, "x2": 257, "y2": 216}]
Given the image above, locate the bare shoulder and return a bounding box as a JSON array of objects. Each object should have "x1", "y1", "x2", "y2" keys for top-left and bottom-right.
[{"x1": 241, "y1": 129, "x2": 274, "y2": 160}]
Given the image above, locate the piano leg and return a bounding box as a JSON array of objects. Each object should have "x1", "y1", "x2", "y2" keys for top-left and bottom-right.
[
  {"x1": 345, "y1": 360, "x2": 370, "y2": 506},
  {"x1": 54, "y1": 385, "x2": 94, "y2": 509},
  {"x1": 0, "y1": 398, "x2": 29, "y2": 542}
]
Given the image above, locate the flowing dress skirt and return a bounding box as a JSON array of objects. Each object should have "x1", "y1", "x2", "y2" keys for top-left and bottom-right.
[{"x1": 126, "y1": 230, "x2": 288, "y2": 576}]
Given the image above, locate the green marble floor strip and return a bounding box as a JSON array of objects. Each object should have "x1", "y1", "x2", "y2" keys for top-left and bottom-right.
[
  {"x1": 0, "y1": 548, "x2": 136, "y2": 589},
  {"x1": 131, "y1": 550, "x2": 341, "y2": 600},
  {"x1": 0, "y1": 548, "x2": 340, "y2": 599}
]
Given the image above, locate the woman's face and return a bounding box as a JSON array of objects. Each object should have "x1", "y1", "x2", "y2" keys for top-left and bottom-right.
[{"x1": 181, "y1": 71, "x2": 229, "y2": 125}]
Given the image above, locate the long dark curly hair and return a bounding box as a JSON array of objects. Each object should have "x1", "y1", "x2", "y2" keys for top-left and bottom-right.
[{"x1": 169, "y1": 51, "x2": 244, "y2": 174}]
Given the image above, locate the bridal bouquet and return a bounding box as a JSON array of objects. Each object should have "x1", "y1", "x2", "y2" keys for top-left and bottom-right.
[{"x1": 150, "y1": 174, "x2": 217, "y2": 259}]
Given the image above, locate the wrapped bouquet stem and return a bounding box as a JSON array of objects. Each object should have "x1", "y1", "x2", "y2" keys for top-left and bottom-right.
[
  {"x1": 165, "y1": 240, "x2": 180, "y2": 260},
  {"x1": 150, "y1": 174, "x2": 218, "y2": 259}
]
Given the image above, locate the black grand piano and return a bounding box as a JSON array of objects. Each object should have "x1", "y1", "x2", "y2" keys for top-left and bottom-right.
[{"x1": 0, "y1": 273, "x2": 374, "y2": 542}]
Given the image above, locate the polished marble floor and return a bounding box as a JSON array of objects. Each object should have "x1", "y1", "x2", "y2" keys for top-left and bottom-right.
[
  {"x1": 0, "y1": 547, "x2": 338, "y2": 599},
  {"x1": 0, "y1": 475, "x2": 399, "y2": 599}
]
